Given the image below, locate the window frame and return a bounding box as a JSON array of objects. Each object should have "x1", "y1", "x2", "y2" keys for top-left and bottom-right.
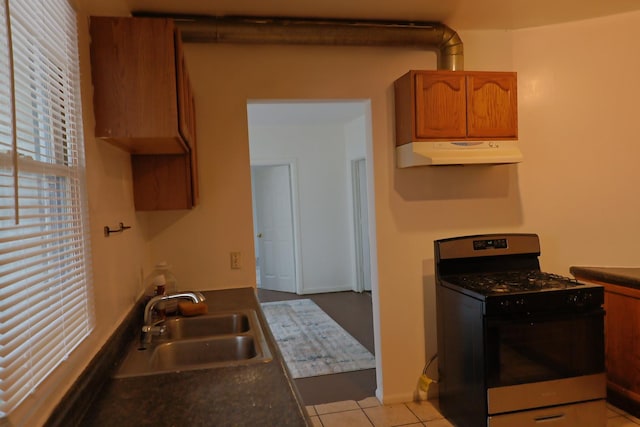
[{"x1": 0, "y1": 0, "x2": 94, "y2": 419}]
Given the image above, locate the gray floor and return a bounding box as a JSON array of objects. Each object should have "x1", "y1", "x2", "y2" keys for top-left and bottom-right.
[{"x1": 257, "y1": 289, "x2": 377, "y2": 405}]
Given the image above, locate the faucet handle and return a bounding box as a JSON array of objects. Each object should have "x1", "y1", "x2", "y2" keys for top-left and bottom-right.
[
  {"x1": 140, "y1": 324, "x2": 167, "y2": 347},
  {"x1": 142, "y1": 324, "x2": 166, "y2": 335}
]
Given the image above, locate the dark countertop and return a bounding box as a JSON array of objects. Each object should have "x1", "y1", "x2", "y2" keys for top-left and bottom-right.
[
  {"x1": 80, "y1": 287, "x2": 310, "y2": 427},
  {"x1": 570, "y1": 266, "x2": 640, "y2": 290}
]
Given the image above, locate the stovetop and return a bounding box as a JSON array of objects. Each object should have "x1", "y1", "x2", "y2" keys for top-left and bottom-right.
[
  {"x1": 442, "y1": 270, "x2": 582, "y2": 296},
  {"x1": 439, "y1": 269, "x2": 604, "y2": 314},
  {"x1": 434, "y1": 233, "x2": 605, "y2": 314}
]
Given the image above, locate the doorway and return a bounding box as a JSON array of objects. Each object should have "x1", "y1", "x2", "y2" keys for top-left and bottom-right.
[
  {"x1": 248, "y1": 100, "x2": 373, "y2": 295},
  {"x1": 352, "y1": 158, "x2": 371, "y2": 292},
  {"x1": 251, "y1": 162, "x2": 300, "y2": 293},
  {"x1": 248, "y1": 99, "x2": 377, "y2": 404}
]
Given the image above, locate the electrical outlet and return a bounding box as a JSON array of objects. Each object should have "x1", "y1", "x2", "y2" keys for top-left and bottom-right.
[{"x1": 230, "y1": 252, "x2": 241, "y2": 269}]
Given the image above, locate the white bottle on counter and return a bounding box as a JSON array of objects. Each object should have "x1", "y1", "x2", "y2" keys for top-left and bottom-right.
[{"x1": 143, "y1": 262, "x2": 178, "y2": 314}]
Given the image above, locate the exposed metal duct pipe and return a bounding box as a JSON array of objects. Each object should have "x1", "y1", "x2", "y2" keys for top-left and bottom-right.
[{"x1": 135, "y1": 14, "x2": 464, "y2": 70}]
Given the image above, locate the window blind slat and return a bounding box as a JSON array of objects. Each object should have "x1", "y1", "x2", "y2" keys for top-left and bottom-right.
[
  {"x1": 0, "y1": 242, "x2": 79, "y2": 277},
  {"x1": 0, "y1": 256, "x2": 85, "y2": 307},
  {"x1": 0, "y1": 0, "x2": 93, "y2": 419},
  {"x1": 0, "y1": 275, "x2": 87, "y2": 331},
  {"x1": 0, "y1": 269, "x2": 83, "y2": 315},
  {"x1": 0, "y1": 232, "x2": 83, "y2": 260},
  {"x1": 0, "y1": 222, "x2": 82, "y2": 245},
  {"x1": 1, "y1": 286, "x2": 89, "y2": 381},
  {"x1": 1, "y1": 304, "x2": 63, "y2": 358}
]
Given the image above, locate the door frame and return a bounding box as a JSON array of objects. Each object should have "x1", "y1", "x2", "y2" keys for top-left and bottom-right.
[
  {"x1": 351, "y1": 158, "x2": 371, "y2": 292},
  {"x1": 251, "y1": 158, "x2": 303, "y2": 294}
]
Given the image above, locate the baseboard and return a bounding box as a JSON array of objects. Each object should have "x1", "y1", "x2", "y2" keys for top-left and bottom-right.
[
  {"x1": 608, "y1": 388, "x2": 640, "y2": 419},
  {"x1": 299, "y1": 286, "x2": 354, "y2": 294},
  {"x1": 375, "y1": 388, "x2": 417, "y2": 405}
]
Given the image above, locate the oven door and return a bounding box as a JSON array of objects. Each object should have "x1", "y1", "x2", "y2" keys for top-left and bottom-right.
[
  {"x1": 485, "y1": 308, "x2": 605, "y2": 415},
  {"x1": 485, "y1": 308, "x2": 605, "y2": 389}
]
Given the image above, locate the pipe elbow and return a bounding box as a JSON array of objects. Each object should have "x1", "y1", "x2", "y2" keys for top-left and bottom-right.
[{"x1": 438, "y1": 25, "x2": 464, "y2": 71}]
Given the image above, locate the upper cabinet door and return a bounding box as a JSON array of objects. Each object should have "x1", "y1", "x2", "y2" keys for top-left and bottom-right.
[
  {"x1": 89, "y1": 17, "x2": 193, "y2": 154},
  {"x1": 466, "y1": 72, "x2": 518, "y2": 139},
  {"x1": 415, "y1": 72, "x2": 467, "y2": 139}
]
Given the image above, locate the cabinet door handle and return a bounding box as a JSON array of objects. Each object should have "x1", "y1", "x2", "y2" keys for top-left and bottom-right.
[{"x1": 257, "y1": 233, "x2": 263, "y2": 238}]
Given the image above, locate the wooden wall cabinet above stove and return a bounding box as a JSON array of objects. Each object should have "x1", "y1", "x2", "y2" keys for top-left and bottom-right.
[
  {"x1": 89, "y1": 16, "x2": 198, "y2": 210},
  {"x1": 394, "y1": 70, "x2": 518, "y2": 146}
]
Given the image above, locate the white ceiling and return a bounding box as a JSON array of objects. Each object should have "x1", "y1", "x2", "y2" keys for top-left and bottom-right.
[{"x1": 125, "y1": 0, "x2": 640, "y2": 30}]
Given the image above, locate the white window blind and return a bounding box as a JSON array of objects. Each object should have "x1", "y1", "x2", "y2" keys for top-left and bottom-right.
[{"x1": 0, "y1": 0, "x2": 94, "y2": 418}]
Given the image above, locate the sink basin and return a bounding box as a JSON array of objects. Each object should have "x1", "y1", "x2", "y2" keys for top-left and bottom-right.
[
  {"x1": 162, "y1": 312, "x2": 250, "y2": 339},
  {"x1": 150, "y1": 336, "x2": 257, "y2": 370},
  {"x1": 114, "y1": 309, "x2": 272, "y2": 378}
]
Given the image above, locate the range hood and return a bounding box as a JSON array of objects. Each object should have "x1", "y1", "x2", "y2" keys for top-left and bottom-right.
[{"x1": 396, "y1": 141, "x2": 523, "y2": 167}]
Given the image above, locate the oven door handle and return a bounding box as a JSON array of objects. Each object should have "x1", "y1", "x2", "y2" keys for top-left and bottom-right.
[{"x1": 486, "y1": 307, "x2": 605, "y2": 325}]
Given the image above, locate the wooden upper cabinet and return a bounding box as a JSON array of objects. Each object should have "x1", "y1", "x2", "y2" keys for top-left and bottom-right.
[
  {"x1": 394, "y1": 70, "x2": 518, "y2": 145},
  {"x1": 89, "y1": 16, "x2": 195, "y2": 154},
  {"x1": 90, "y1": 16, "x2": 199, "y2": 210},
  {"x1": 466, "y1": 72, "x2": 518, "y2": 138}
]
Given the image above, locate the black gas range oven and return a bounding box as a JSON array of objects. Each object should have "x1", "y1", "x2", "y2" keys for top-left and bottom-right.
[{"x1": 434, "y1": 234, "x2": 606, "y2": 427}]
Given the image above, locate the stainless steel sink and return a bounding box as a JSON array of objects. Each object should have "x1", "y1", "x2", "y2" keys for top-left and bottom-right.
[
  {"x1": 114, "y1": 309, "x2": 272, "y2": 378},
  {"x1": 150, "y1": 335, "x2": 257, "y2": 370},
  {"x1": 161, "y1": 312, "x2": 250, "y2": 340}
]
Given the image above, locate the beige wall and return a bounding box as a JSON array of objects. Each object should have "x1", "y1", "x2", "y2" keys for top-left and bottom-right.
[
  {"x1": 28, "y1": 3, "x2": 640, "y2": 423},
  {"x1": 159, "y1": 35, "x2": 517, "y2": 403},
  {"x1": 152, "y1": 14, "x2": 640, "y2": 402},
  {"x1": 512, "y1": 12, "x2": 640, "y2": 270},
  {"x1": 77, "y1": 6, "x2": 152, "y2": 332}
]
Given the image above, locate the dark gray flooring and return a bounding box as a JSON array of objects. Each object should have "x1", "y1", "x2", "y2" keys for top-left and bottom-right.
[{"x1": 257, "y1": 289, "x2": 377, "y2": 405}]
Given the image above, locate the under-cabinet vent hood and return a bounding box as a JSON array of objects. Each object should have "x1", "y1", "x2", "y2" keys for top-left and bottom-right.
[{"x1": 396, "y1": 141, "x2": 523, "y2": 167}]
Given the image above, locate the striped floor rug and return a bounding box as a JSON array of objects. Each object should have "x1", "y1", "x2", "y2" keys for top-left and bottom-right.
[{"x1": 261, "y1": 299, "x2": 376, "y2": 379}]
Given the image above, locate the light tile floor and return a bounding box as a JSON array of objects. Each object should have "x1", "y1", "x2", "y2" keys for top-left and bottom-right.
[{"x1": 306, "y1": 398, "x2": 640, "y2": 427}]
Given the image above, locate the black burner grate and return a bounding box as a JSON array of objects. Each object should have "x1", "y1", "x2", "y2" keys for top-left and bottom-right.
[{"x1": 445, "y1": 270, "x2": 581, "y2": 294}]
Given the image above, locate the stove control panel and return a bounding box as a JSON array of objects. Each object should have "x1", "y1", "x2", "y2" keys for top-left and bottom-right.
[
  {"x1": 497, "y1": 297, "x2": 526, "y2": 311},
  {"x1": 485, "y1": 287, "x2": 604, "y2": 315},
  {"x1": 566, "y1": 290, "x2": 598, "y2": 307},
  {"x1": 473, "y1": 238, "x2": 508, "y2": 250}
]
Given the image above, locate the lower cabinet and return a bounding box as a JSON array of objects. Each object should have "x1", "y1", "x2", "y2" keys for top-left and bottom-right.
[
  {"x1": 575, "y1": 277, "x2": 640, "y2": 415},
  {"x1": 602, "y1": 282, "x2": 640, "y2": 411}
]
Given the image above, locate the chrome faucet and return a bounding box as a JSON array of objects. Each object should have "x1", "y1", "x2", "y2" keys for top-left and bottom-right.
[{"x1": 141, "y1": 291, "x2": 206, "y2": 345}]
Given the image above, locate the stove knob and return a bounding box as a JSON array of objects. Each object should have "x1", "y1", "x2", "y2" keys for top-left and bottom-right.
[
  {"x1": 567, "y1": 294, "x2": 579, "y2": 305},
  {"x1": 499, "y1": 300, "x2": 511, "y2": 311},
  {"x1": 515, "y1": 298, "x2": 526, "y2": 307}
]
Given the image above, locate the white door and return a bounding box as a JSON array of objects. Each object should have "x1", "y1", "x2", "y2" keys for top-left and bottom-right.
[
  {"x1": 252, "y1": 165, "x2": 296, "y2": 292},
  {"x1": 353, "y1": 159, "x2": 372, "y2": 292}
]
